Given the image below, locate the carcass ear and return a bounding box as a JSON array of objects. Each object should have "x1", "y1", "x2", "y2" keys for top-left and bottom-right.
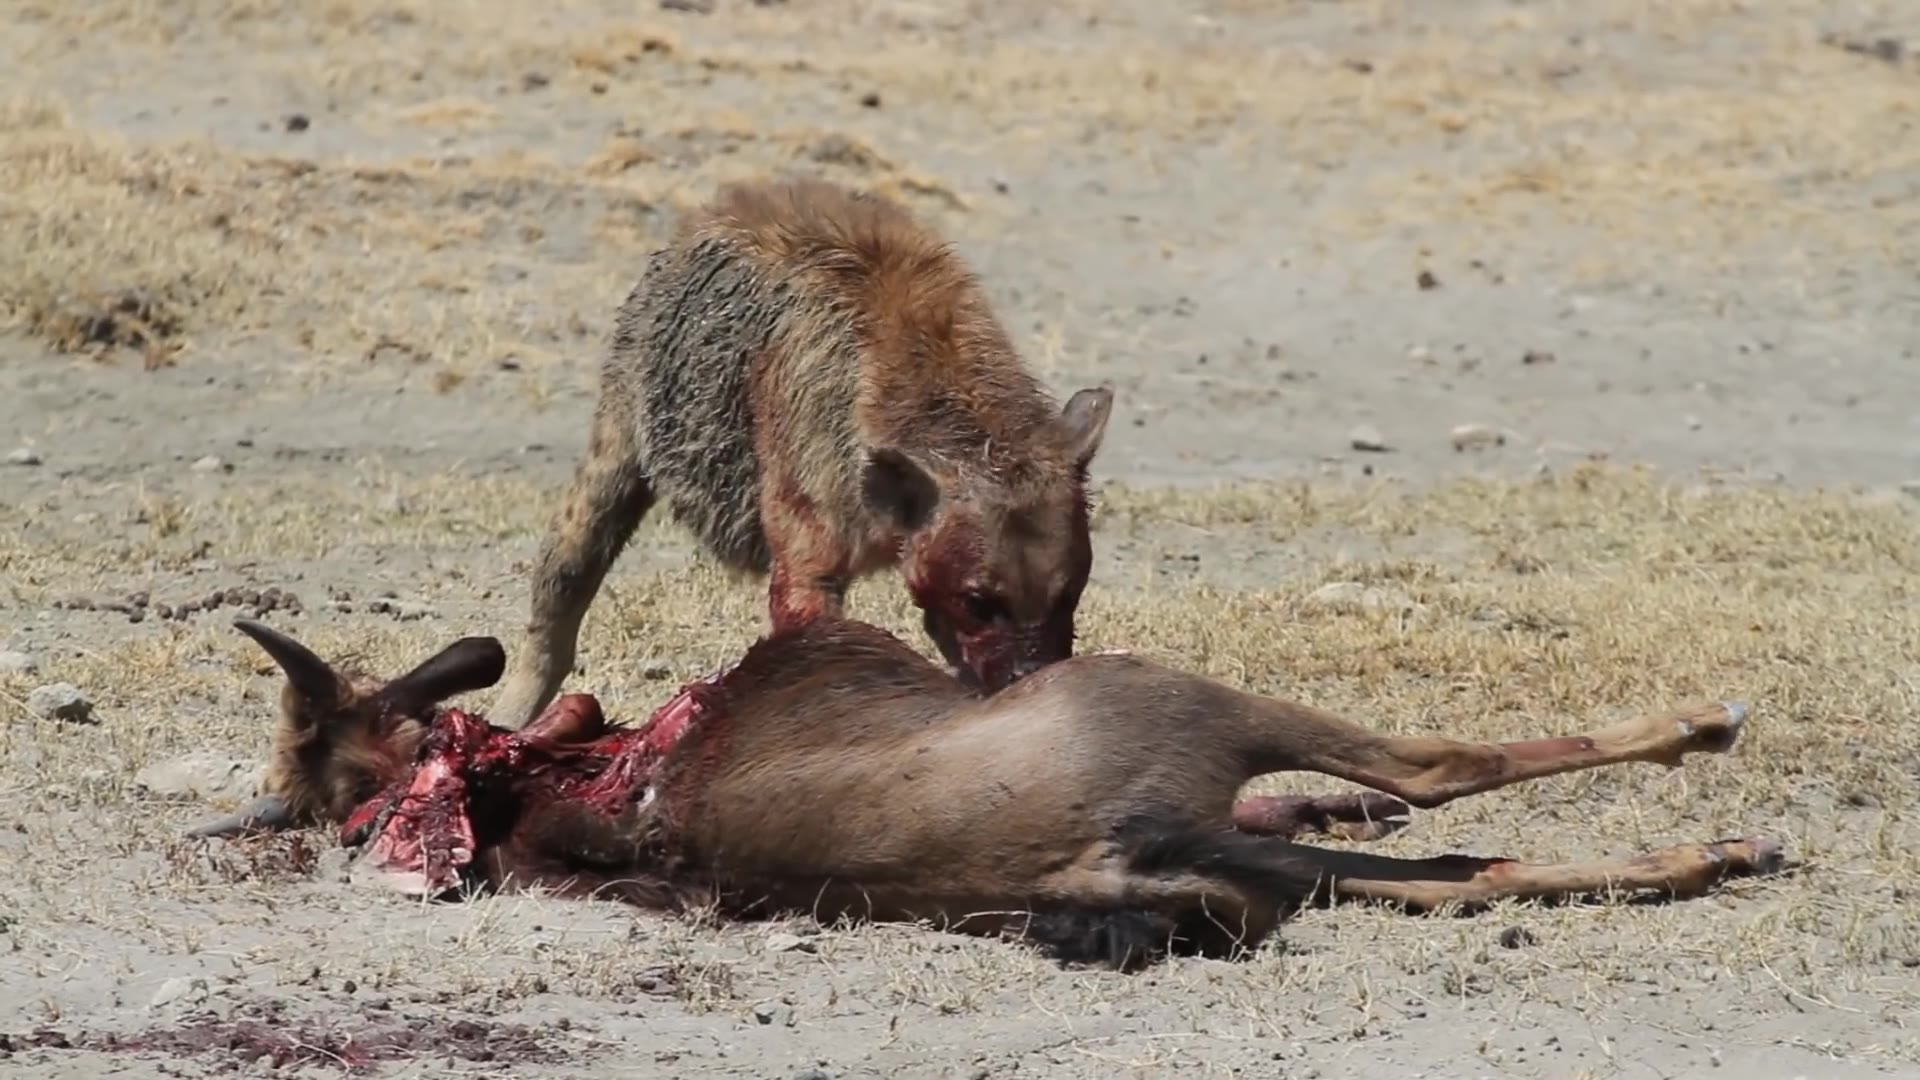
[
  {"x1": 234, "y1": 618, "x2": 341, "y2": 708},
  {"x1": 1057, "y1": 387, "x2": 1114, "y2": 468},
  {"x1": 861, "y1": 448, "x2": 941, "y2": 531},
  {"x1": 379, "y1": 636, "x2": 507, "y2": 715}
]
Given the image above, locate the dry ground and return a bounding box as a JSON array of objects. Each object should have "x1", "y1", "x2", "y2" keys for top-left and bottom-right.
[{"x1": 2, "y1": 0, "x2": 1918, "y2": 1077}]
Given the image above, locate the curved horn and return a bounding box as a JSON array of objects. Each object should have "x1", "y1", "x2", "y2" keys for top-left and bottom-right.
[
  {"x1": 380, "y1": 637, "x2": 508, "y2": 715},
  {"x1": 233, "y1": 618, "x2": 338, "y2": 703},
  {"x1": 182, "y1": 792, "x2": 296, "y2": 838}
]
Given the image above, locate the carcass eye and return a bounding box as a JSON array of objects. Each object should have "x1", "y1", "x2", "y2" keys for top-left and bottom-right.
[{"x1": 962, "y1": 591, "x2": 1009, "y2": 625}]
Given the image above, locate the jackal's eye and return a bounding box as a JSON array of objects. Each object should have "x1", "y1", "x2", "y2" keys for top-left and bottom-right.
[{"x1": 961, "y1": 590, "x2": 1010, "y2": 625}]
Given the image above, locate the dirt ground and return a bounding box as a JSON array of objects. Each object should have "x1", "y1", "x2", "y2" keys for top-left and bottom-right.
[{"x1": 3, "y1": 0, "x2": 1918, "y2": 1077}]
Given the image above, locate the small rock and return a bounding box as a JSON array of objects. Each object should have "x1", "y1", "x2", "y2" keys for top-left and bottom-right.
[
  {"x1": 4, "y1": 447, "x2": 42, "y2": 466},
  {"x1": 28, "y1": 683, "x2": 94, "y2": 724},
  {"x1": 284, "y1": 113, "x2": 310, "y2": 132},
  {"x1": 1900, "y1": 481, "x2": 1920, "y2": 499},
  {"x1": 751, "y1": 1001, "x2": 796, "y2": 1026},
  {"x1": 765, "y1": 932, "x2": 817, "y2": 954},
  {"x1": 150, "y1": 976, "x2": 209, "y2": 1010},
  {"x1": 1406, "y1": 344, "x2": 1433, "y2": 364},
  {"x1": 1416, "y1": 269, "x2": 1440, "y2": 290},
  {"x1": 0, "y1": 650, "x2": 39, "y2": 675},
  {"x1": 369, "y1": 599, "x2": 437, "y2": 621},
  {"x1": 190, "y1": 455, "x2": 229, "y2": 473},
  {"x1": 1499, "y1": 926, "x2": 1537, "y2": 949},
  {"x1": 1449, "y1": 423, "x2": 1506, "y2": 452},
  {"x1": 1684, "y1": 414, "x2": 1702, "y2": 431},
  {"x1": 859, "y1": 92, "x2": 882, "y2": 108},
  {"x1": 1521, "y1": 349, "x2": 1556, "y2": 366},
  {"x1": 1348, "y1": 425, "x2": 1391, "y2": 453},
  {"x1": 1825, "y1": 32, "x2": 1907, "y2": 65},
  {"x1": 659, "y1": 0, "x2": 713, "y2": 10},
  {"x1": 134, "y1": 752, "x2": 262, "y2": 802},
  {"x1": 1303, "y1": 582, "x2": 1426, "y2": 621}
]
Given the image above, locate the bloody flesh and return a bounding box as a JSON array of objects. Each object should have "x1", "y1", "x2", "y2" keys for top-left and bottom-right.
[{"x1": 342, "y1": 667, "x2": 729, "y2": 896}]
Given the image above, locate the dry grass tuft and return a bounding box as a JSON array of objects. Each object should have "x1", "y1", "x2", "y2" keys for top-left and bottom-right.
[{"x1": 0, "y1": 108, "x2": 958, "y2": 374}]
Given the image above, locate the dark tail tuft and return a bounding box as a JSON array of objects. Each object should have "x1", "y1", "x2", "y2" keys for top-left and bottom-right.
[
  {"x1": 1125, "y1": 818, "x2": 1323, "y2": 908},
  {"x1": 1018, "y1": 908, "x2": 1182, "y2": 973},
  {"x1": 1014, "y1": 815, "x2": 1324, "y2": 971}
]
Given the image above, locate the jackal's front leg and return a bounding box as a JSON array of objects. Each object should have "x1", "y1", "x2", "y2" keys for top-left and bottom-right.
[{"x1": 761, "y1": 486, "x2": 854, "y2": 634}]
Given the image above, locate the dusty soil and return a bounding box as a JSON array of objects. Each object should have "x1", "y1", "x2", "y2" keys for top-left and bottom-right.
[{"x1": 3, "y1": 1, "x2": 1918, "y2": 1077}]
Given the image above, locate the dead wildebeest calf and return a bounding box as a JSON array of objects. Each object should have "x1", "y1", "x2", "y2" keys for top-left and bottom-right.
[{"x1": 190, "y1": 617, "x2": 1785, "y2": 970}]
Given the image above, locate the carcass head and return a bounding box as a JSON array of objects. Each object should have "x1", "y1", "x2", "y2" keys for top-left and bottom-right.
[{"x1": 184, "y1": 618, "x2": 506, "y2": 838}]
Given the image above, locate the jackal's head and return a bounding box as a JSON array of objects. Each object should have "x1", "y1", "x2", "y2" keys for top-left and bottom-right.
[
  {"x1": 867, "y1": 387, "x2": 1114, "y2": 692},
  {"x1": 183, "y1": 619, "x2": 506, "y2": 838}
]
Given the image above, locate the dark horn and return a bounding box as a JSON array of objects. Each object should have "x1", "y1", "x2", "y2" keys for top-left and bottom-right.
[
  {"x1": 380, "y1": 637, "x2": 508, "y2": 714},
  {"x1": 233, "y1": 618, "x2": 338, "y2": 703},
  {"x1": 183, "y1": 792, "x2": 296, "y2": 838}
]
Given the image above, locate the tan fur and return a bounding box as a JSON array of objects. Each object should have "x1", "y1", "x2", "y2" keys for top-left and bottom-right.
[
  {"x1": 260, "y1": 673, "x2": 430, "y2": 825},
  {"x1": 490, "y1": 177, "x2": 1114, "y2": 729}
]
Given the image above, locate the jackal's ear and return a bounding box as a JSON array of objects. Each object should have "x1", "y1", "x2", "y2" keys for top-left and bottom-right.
[
  {"x1": 234, "y1": 618, "x2": 341, "y2": 709},
  {"x1": 379, "y1": 636, "x2": 507, "y2": 715},
  {"x1": 862, "y1": 448, "x2": 941, "y2": 531},
  {"x1": 1057, "y1": 387, "x2": 1114, "y2": 468}
]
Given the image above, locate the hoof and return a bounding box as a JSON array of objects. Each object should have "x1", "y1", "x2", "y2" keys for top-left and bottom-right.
[
  {"x1": 1708, "y1": 836, "x2": 1787, "y2": 876},
  {"x1": 1741, "y1": 836, "x2": 1787, "y2": 874},
  {"x1": 1675, "y1": 700, "x2": 1749, "y2": 755}
]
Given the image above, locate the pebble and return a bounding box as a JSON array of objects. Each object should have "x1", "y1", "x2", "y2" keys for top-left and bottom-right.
[
  {"x1": 1499, "y1": 926, "x2": 1538, "y2": 949},
  {"x1": 1303, "y1": 582, "x2": 1427, "y2": 622},
  {"x1": 134, "y1": 752, "x2": 262, "y2": 802},
  {"x1": 752, "y1": 1002, "x2": 797, "y2": 1027},
  {"x1": 368, "y1": 598, "x2": 437, "y2": 621},
  {"x1": 28, "y1": 682, "x2": 95, "y2": 724},
  {"x1": 0, "y1": 650, "x2": 39, "y2": 675},
  {"x1": 1449, "y1": 423, "x2": 1506, "y2": 452},
  {"x1": 1347, "y1": 424, "x2": 1392, "y2": 453},
  {"x1": 149, "y1": 976, "x2": 209, "y2": 1010},
  {"x1": 190, "y1": 455, "x2": 229, "y2": 473},
  {"x1": 4, "y1": 447, "x2": 42, "y2": 466},
  {"x1": 765, "y1": 931, "x2": 817, "y2": 954}
]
